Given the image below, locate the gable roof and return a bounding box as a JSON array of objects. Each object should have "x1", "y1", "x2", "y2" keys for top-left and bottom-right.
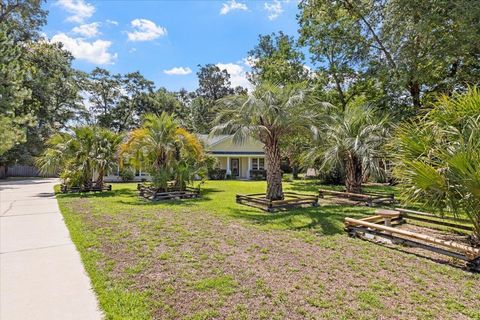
[
  {"x1": 197, "y1": 134, "x2": 264, "y2": 155},
  {"x1": 197, "y1": 134, "x2": 231, "y2": 148}
]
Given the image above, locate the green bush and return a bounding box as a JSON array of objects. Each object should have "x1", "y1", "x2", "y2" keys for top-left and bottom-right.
[{"x1": 119, "y1": 168, "x2": 135, "y2": 182}]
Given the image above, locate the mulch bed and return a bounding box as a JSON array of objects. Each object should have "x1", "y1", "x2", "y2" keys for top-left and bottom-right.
[
  {"x1": 236, "y1": 192, "x2": 319, "y2": 212},
  {"x1": 60, "y1": 183, "x2": 112, "y2": 193},
  {"x1": 137, "y1": 183, "x2": 200, "y2": 201},
  {"x1": 319, "y1": 189, "x2": 395, "y2": 206}
]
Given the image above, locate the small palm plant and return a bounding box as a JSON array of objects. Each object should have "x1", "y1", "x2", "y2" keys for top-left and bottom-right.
[
  {"x1": 36, "y1": 126, "x2": 121, "y2": 188},
  {"x1": 93, "y1": 128, "x2": 124, "y2": 187},
  {"x1": 120, "y1": 113, "x2": 204, "y2": 191},
  {"x1": 393, "y1": 87, "x2": 480, "y2": 242},
  {"x1": 211, "y1": 83, "x2": 313, "y2": 200},
  {"x1": 305, "y1": 99, "x2": 389, "y2": 193}
]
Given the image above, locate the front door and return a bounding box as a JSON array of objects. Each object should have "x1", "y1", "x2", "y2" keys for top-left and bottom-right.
[{"x1": 231, "y1": 158, "x2": 240, "y2": 178}]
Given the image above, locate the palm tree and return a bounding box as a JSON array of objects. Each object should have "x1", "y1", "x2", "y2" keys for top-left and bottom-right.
[
  {"x1": 305, "y1": 101, "x2": 389, "y2": 193},
  {"x1": 120, "y1": 113, "x2": 204, "y2": 190},
  {"x1": 93, "y1": 128, "x2": 123, "y2": 187},
  {"x1": 393, "y1": 87, "x2": 480, "y2": 241},
  {"x1": 36, "y1": 126, "x2": 121, "y2": 188},
  {"x1": 211, "y1": 83, "x2": 313, "y2": 200}
]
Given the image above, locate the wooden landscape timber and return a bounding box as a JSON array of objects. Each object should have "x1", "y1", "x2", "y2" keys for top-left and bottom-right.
[
  {"x1": 318, "y1": 189, "x2": 395, "y2": 206},
  {"x1": 395, "y1": 208, "x2": 474, "y2": 232},
  {"x1": 345, "y1": 209, "x2": 480, "y2": 271},
  {"x1": 236, "y1": 192, "x2": 319, "y2": 212},
  {"x1": 60, "y1": 183, "x2": 112, "y2": 193},
  {"x1": 137, "y1": 183, "x2": 200, "y2": 201}
]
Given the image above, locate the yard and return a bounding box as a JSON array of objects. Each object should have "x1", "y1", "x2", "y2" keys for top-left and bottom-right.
[{"x1": 55, "y1": 180, "x2": 480, "y2": 320}]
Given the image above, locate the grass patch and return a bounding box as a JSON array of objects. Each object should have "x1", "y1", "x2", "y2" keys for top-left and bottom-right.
[
  {"x1": 192, "y1": 275, "x2": 238, "y2": 295},
  {"x1": 54, "y1": 180, "x2": 480, "y2": 319}
]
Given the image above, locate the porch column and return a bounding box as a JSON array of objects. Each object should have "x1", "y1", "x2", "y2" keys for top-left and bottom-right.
[
  {"x1": 226, "y1": 156, "x2": 231, "y2": 175},
  {"x1": 247, "y1": 157, "x2": 252, "y2": 179}
]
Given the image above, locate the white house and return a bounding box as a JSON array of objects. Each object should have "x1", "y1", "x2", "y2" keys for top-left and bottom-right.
[
  {"x1": 198, "y1": 135, "x2": 266, "y2": 179},
  {"x1": 104, "y1": 134, "x2": 266, "y2": 182}
]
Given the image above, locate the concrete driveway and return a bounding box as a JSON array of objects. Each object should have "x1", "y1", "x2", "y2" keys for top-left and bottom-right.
[{"x1": 0, "y1": 178, "x2": 102, "y2": 320}]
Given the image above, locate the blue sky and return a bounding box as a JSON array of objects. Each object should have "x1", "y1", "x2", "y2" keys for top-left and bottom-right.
[{"x1": 43, "y1": 0, "x2": 301, "y2": 92}]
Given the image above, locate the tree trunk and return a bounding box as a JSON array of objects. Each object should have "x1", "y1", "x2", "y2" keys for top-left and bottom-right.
[
  {"x1": 409, "y1": 81, "x2": 421, "y2": 109},
  {"x1": 472, "y1": 214, "x2": 480, "y2": 245},
  {"x1": 345, "y1": 153, "x2": 363, "y2": 193},
  {"x1": 264, "y1": 136, "x2": 284, "y2": 200},
  {"x1": 292, "y1": 165, "x2": 299, "y2": 180},
  {"x1": 96, "y1": 167, "x2": 105, "y2": 187}
]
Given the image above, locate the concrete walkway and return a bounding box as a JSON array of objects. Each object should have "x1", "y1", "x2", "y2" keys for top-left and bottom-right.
[{"x1": 0, "y1": 178, "x2": 102, "y2": 320}]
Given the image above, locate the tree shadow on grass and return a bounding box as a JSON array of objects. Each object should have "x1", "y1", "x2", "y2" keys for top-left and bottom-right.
[
  {"x1": 286, "y1": 180, "x2": 344, "y2": 193},
  {"x1": 228, "y1": 203, "x2": 374, "y2": 236},
  {"x1": 286, "y1": 180, "x2": 398, "y2": 195},
  {"x1": 55, "y1": 187, "x2": 135, "y2": 199},
  {"x1": 114, "y1": 186, "x2": 224, "y2": 207}
]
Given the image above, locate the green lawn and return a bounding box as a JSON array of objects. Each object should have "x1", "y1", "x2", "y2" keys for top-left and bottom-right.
[{"x1": 55, "y1": 180, "x2": 480, "y2": 320}]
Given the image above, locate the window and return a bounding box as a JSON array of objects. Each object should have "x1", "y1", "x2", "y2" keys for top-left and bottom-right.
[
  {"x1": 259, "y1": 158, "x2": 265, "y2": 170},
  {"x1": 251, "y1": 158, "x2": 264, "y2": 170},
  {"x1": 252, "y1": 158, "x2": 258, "y2": 170}
]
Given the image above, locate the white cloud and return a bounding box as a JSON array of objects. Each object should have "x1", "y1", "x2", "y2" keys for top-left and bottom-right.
[
  {"x1": 163, "y1": 67, "x2": 192, "y2": 75},
  {"x1": 217, "y1": 63, "x2": 252, "y2": 90},
  {"x1": 50, "y1": 33, "x2": 117, "y2": 65},
  {"x1": 220, "y1": 0, "x2": 248, "y2": 15},
  {"x1": 264, "y1": 0, "x2": 283, "y2": 20},
  {"x1": 242, "y1": 56, "x2": 258, "y2": 68},
  {"x1": 106, "y1": 19, "x2": 119, "y2": 26},
  {"x1": 56, "y1": 0, "x2": 95, "y2": 23},
  {"x1": 129, "y1": 47, "x2": 137, "y2": 53},
  {"x1": 127, "y1": 19, "x2": 167, "y2": 42},
  {"x1": 72, "y1": 22, "x2": 100, "y2": 37}
]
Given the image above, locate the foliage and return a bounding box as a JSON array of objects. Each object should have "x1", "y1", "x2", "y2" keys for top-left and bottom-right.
[
  {"x1": 189, "y1": 64, "x2": 248, "y2": 133},
  {"x1": 189, "y1": 96, "x2": 216, "y2": 134},
  {"x1": 196, "y1": 64, "x2": 235, "y2": 100},
  {"x1": 86, "y1": 69, "x2": 193, "y2": 132},
  {"x1": 304, "y1": 97, "x2": 390, "y2": 193},
  {"x1": 86, "y1": 67, "x2": 123, "y2": 128},
  {"x1": 212, "y1": 83, "x2": 314, "y2": 200},
  {"x1": 111, "y1": 71, "x2": 155, "y2": 132},
  {"x1": 393, "y1": 87, "x2": 480, "y2": 240},
  {"x1": 119, "y1": 167, "x2": 135, "y2": 182},
  {"x1": 36, "y1": 126, "x2": 122, "y2": 188},
  {"x1": 120, "y1": 113, "x2": 205, "y2": 190},
  {"x1": 1, "y1": 29, "x2": 84, "y2": 164},
  {"x1": 298, "y1": 0, "x2": 480, "y2": 114},
  {"x1": 0, "y1": 0, "x2": 47, "y2": 42},
  {"x1": 247, "y1": 32, "x2": 309, "y2": 85},
  {"x1": 280, "y1": 135, "x2": 310, "y2": 179},
  {"x1": 0, "y1": 25, "x2": 32, "y2": 156},
  {"x1": 9, "y1": 41, "x2": 85, "y2": 163}
]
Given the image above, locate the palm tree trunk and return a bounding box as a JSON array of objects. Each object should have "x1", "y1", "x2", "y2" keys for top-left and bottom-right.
[
  {"x1": 96, "y1": 167, "x2": 105, "y2": 187},
  {"x1": 292, "y1": 165, "x2": 299, "y2": 180},
  {"x1": 345, "y1": 153, "x2": 362, "y2": 193},
  {"x1": 265, "y1": 137, "x2": 284, "y2": 200}
]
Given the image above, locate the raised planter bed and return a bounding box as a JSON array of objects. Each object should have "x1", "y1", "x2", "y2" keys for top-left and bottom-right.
[
  {"x1": 60, "y1": 184, "x2": 112, "y2": 193},
  {"x1": 345, "y1": 208, "x2": 480, "y2": 271},
  {"x1": 137, "y1": 183, "x2": 200, "y2": 201},
  {"x1": 236, "y1": 192, "x2": 319, "y2": 212},
  {"x1": 318, "y1": 189, "x2": 395, "y2": 206}
]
